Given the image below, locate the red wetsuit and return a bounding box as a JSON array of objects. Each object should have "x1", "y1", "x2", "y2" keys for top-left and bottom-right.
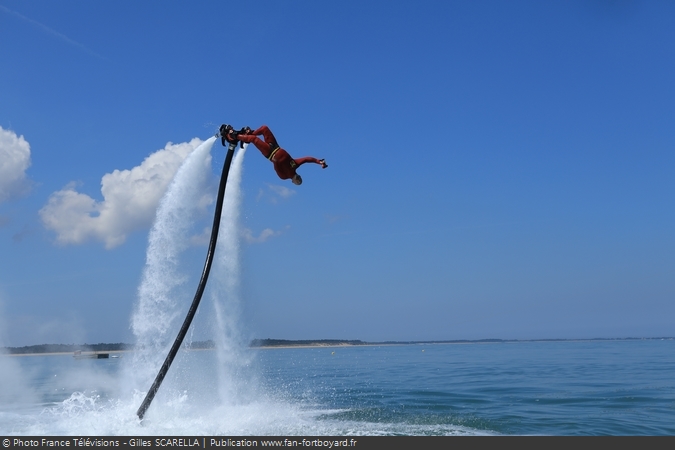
[{"x1": 237, "y1": 125, "x2": 324, "y2": 180}]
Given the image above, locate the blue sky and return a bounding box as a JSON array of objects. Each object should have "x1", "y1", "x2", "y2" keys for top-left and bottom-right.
[{"x1": 1, "y1": 0, "x2": 673, "y2": 347}]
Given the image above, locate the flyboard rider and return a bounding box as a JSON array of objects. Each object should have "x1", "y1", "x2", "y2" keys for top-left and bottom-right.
[{"x1": 220, "y1": 124, "x2": 327, "y2": 185}]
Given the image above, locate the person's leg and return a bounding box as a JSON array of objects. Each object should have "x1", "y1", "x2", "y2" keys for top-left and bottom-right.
[
  {"x1": 238, "y1": 134, "x2": 272, "y2": 158},
  {"x1": 251, "y1": 125, "x2": 278, "y2": 148}
]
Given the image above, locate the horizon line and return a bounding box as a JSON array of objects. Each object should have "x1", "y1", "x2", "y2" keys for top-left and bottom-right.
[{"x1": 3, "y1": 336, "x2": 674, "y2": 352}]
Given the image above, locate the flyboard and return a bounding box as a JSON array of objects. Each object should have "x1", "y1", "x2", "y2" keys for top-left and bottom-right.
[{"x1": 136, "y1": 126, "x2": 247, "y2": 420}]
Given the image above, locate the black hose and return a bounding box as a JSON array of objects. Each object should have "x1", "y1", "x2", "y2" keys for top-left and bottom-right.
[{"x1": 136, "y1": 140, "x2": 237, "y2": 420}]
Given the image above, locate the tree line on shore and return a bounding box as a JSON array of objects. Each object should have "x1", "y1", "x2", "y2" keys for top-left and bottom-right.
[
  {"x1": 1, "y1": 341, "x2": 214, "y2": 354},
  {"x1": 3, "y1": 337, "x2": 671, "y2": 354}
]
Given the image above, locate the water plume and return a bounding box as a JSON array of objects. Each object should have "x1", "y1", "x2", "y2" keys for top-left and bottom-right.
[
  {"x1": 208, "y1": 145, "x2": 252, "y2": 404},
  {"x1": 129, "y1": 137, "x2": 215, "y2": 389}
]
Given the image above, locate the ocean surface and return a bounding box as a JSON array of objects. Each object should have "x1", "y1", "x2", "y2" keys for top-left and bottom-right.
[{"x1": 1, "y1": 339, "x2": 673, "y2": 436}]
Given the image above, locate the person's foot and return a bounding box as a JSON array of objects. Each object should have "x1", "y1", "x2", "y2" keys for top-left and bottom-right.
[
  {"x1": 219, "y1": 124, "x2": 233, "y2": 136},
  {"x1": 227, "y1": 130, "x2": 240, "y2": 142},
  {"x1": 319, "y1": 159, "x2": 328, "y2": 169},
  {"x1": 239, "y1": 126, "x2": 252, "y2": 135}
]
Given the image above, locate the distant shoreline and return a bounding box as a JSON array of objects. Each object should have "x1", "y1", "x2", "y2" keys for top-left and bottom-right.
[{"x1": 2, "y1": 337, "x2": 673, "y2": 357}]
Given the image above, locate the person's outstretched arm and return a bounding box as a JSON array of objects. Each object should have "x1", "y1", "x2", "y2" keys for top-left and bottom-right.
[{"x1": 295, "y1": 157, "x2": 327, "y2": 168}]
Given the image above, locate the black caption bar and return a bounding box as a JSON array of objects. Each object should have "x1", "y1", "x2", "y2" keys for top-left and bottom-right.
[
  {"x1": 4, "y1": 438, "x2": 357, "y2": 448},
  {"x1": 2, "y1": 437, "x2": 674, "y2": 450}
]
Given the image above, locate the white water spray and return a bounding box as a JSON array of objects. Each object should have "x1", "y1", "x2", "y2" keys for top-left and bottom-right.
[
  {"x1": 128, "y1": 137, "x2": 253, "y2": 410},
  {"x1": 129, "y1": 137, "x2": 215, "y2": 389},
  {"x1": 209, "y1": 145, "x2": 251, "y2": 404}
]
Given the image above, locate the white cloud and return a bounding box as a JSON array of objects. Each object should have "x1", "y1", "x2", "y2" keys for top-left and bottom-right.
[
  {"x1": 257, "y1": 184, "x2": 296, "y2": 203},
  {"x1": 241, "y1": 226, "x2": 289, "y2": 244},
  {"x1": 40, "y1": 138, "x2": 205, "y2": 249},
  {"x1": 0, "y1": 126, "x2": 32, "y2": 203},
  {"x1": 325, "y1": 214, "x2": 349, "y2": 225},
  {"x1": 268, "y1": 184, "x2": 296, "y2": 199}
]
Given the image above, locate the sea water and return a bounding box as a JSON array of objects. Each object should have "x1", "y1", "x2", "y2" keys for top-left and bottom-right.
[{"x1": 1, "y1": 339, "x2": 673, "y2": 435}]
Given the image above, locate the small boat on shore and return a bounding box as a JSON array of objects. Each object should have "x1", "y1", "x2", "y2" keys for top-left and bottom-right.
[{"x1": 73, "y1": 350, "x2": 110, "y2": 359}]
